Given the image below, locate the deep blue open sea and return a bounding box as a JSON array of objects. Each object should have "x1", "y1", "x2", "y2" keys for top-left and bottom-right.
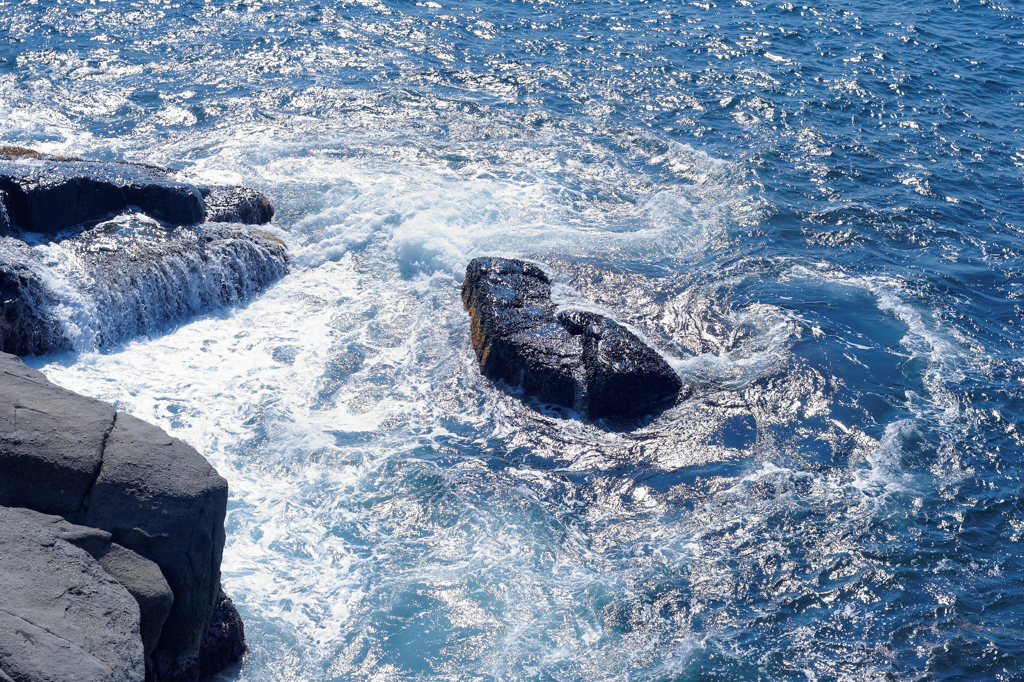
[{"x1": 3, "y1": 0, "x2": 1024, "y2": 679}]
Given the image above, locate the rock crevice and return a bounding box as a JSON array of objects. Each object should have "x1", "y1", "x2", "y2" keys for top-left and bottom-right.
[
  {"x1": 0, "y1": 352, "x2": 245, "y2": 682},
  {"x1": 76, "y1": 412, "x2": 116, "y2": 522}
]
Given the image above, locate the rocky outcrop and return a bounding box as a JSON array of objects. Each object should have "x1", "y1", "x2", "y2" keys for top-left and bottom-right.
[
  {"x1": 83, "y1": 411, "x2": 229, "y2": 682},
  {"x1": 0, "y1": 352, "x2": 246, "y2": 681},
  {"x1": 0, "y1": 147, "x2": 274, "y2": 238},
  {"x1": 462, "y1": 257, "x2": 682, "y2": 418},
  {"x1": 0, "y1": 190, "x2": 10, "y2": 234},
  {"x1": 9, "y1": 508, "x2": 174, "y2": 663},
  {"x1": 0, "y1": 506, "x2": 145, "y2": 682},
  {"x1": 0, "y1": 157, "x2": 203, "y2": 237},
  {"x1": 0, "y1": 149, "x2": 288, "y2": 356},
  {"x1": 0, "y1": 148, "x2": 257, "y2": 678},
  {"x1": 0, "y1": 351, "x2": 115, "y2": 518},
  {"x1": 201, "y1": 185, "x2": 274, "y2": 225}
]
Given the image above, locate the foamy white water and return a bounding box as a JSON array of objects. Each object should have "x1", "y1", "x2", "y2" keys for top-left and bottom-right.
[{"x1": 9, "y1": 0, "x2": 1021, "y2": 677}]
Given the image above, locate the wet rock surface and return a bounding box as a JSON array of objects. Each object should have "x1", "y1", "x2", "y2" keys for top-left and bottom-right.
[
  {"x1": 0, "y1": 147, "x2": 285, "y2": 356},
  {"x1": 0, "y1": 147, "x2": 274, "y2": 238},
  {"x1": 0, "y1": 218, "x2": 288, "y2": 355},
  {"x1": 0, "y1": 157, "x2": 204, "y2": 237},
  {"x1": 0, "y1": 506, "x2": 145, "y2": 682},
  {"x1": 462, "y1": 257, "x2": 683, "y2": 418},
  {"x1": 196, "y1": 590, "x2": 247, "y2": 681},
  {"x1": 201, "y1": 185, "x2": 275, "y2": 224},
  {"x1": 0, "y1": 258, "x2": 69, "y2": 357},
  {"x1": 0, "y1": 352, "x2": 244, "y2": 682}
]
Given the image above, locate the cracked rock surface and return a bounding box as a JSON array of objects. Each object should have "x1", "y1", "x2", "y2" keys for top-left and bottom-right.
[
  {"x1": 0, "y1": 505, "x2": 145, "y2": 682},
  {"x1": 462, "y1": 257, "x2": 683, "y2": 419},
  {"x1": 0, "y1": 352, "x2": 242, "y2": 682},
  {"x1": 0, "y1": 351, "x2": 115, "y2": 519},
  {"x1": 9, "y1": 508, "x2": 174, "y2": 664}
]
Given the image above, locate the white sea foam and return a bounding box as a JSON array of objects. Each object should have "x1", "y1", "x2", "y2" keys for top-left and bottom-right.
[
  {"x1": 27, "y1": 127, "x2": 759, "y2": 677},
  {"x1": 9, "y1": 45, "x2": 961, "y2": 680}
]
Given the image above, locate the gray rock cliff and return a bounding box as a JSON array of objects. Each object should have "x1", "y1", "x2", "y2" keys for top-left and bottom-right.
[
  {"x1": 0, "y1": 506, "x2": 145, "y2": 682},
  {"x1": 9, "y1": 508, "x2": 174, "y2": 663},
  {"x1": 0, "y1": 352, "x2": 245, "y2": 681}
]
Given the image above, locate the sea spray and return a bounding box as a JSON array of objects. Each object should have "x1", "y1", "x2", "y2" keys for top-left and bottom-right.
[{"x1": 0, "y1": 215, "x2": 287, "y2": 353}]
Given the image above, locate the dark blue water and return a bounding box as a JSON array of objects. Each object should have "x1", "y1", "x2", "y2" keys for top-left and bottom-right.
[{"x1": 4, "y1": 0, "x2": 1024, "y2": 679}]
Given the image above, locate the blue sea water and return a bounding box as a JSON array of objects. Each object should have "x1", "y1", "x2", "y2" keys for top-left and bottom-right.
[{"x1": 3, "y1": 0, "x2": 1024, "y2": 679}]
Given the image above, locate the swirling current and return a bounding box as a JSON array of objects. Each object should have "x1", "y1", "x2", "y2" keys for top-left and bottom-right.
[{"x1": 3, "y1": 0, "x2": 1023, "y2": 679}]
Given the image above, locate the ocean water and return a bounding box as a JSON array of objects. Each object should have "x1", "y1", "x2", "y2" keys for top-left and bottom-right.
[{"x1": 3, "y1": 0, "x2": 1024, "y2": 679}]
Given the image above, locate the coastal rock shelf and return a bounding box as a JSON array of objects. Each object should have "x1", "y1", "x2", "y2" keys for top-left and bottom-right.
[
  {"x1": 0, "y1": 146, "x2": 274, "y2": 237},
  {"x1": 0, "y1": 351, "x2": 245, "y2": 682},
  {"x1": 462, "y1": 257, "x2": 683, "y2": 418},
  {"x1": 0, "y1": 148, "x2": 288, "y2": 355}
]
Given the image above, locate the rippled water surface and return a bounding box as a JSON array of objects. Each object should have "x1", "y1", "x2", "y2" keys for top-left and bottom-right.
[{"x1": 4, "y1": 0, "x2": 1024, "y2": 679}]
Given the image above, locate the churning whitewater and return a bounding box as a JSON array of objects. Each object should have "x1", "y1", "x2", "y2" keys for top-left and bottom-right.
[{"x1": 3, "y1": 0, "x2": 1024, "y2": 679}]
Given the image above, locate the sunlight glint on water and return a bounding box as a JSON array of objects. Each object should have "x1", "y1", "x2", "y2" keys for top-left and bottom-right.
[{"x1": 4, "y1": 0, "x2": 1023, "y2": 678}]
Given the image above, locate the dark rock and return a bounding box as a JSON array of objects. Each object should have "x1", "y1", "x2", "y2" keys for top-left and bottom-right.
[
  {"x1": 0, "y1": 352, "x2": 115, "y2": 519},
  {"x1": 462, "y1": 257, "x2": 682, "y2": 418},
  {"x1": 0, "y1": 190, "x2": 10, "y2": 234},
  {"x1": 0, "y1": 505, "x2": 145, "y2": 682},
  {"x1": 0, "y1": 254, "x2": 70, "y2": 356},
  {"x1": 6, "y1": 507, "x2": 174, "y2": 663},
  {"x1": 63, "y1": 221, "x2": 289, "y2": 350},
  {"x1": 96, "y1": 543, "x2": 175, "y2": 664},
  {"x1": 83, "y1": 411, "x2": 228, "y2": 682},
  {"x1": 462, "y1": 258, "x2": 580, "y2": 409},
  {"x1": 0, "y1": 157, "x2": 204, "y2": 237},
  {"x1": 0, "y1": 149, "x2": 276, "y2": 237},
  {"x1": 0, "y1": 149, "x2": 286, "y2": 355},
  {"x1": 197, "y1": 589, "x2": 247, "y2": 680},
  {"x1": 557, "y1": 309, "x2": 685, "y2": 419},
  {"x1": 201, "y1": 185, "x2": 275, "y2": 225},
  {"x1": 0, "y1": 221, "x2": 288, "y2": 355}
]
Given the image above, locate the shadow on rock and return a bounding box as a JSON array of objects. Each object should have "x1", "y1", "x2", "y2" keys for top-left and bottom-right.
[
  {"x1": 462, "y1": 257, "x2": 685, "y2": 425},
  {"x1": 0, "y1": 148, "x2": 288, "y2": 355}
]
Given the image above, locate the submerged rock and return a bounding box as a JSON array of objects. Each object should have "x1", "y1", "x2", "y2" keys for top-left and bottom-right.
[
  {"x1": 462, "y1": 257, "x2": 682, "y2": 418},
  {"x1": 0, "y1": 219, "x2": 288, "y2": 354},
  {"x1": 0, "y1": 352, "x2": 244, "y2": 682},
  {"x1": 0, "y1": 506, "x2": 145, "y2": 682}
]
